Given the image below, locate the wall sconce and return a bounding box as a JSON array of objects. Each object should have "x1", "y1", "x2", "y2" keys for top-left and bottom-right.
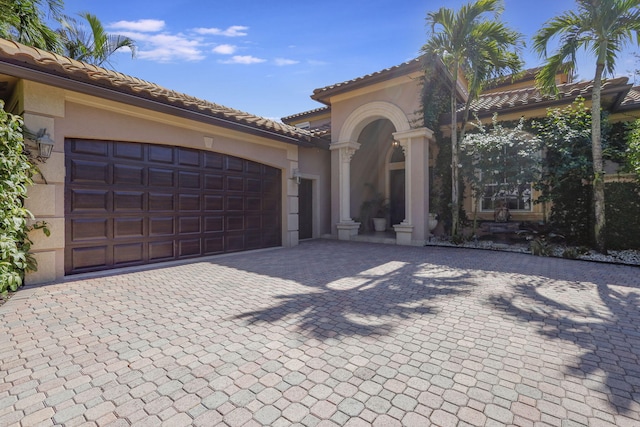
[
  {"x1": 392, "y1": 139, "x2": 400, "y2": 147},
  {"x1": 23, "y1": 128, "x2": 55, "y2": 163},
  {"x1": 35, "y1": 129, "x2": 55, "y2": 161},
  {"x1": 291, "y1": 169, "x2": 301, "y2": 185}
]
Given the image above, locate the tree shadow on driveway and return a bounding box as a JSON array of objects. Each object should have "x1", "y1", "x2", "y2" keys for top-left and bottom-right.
[
  {"x1": 218, "y1": 242, "x2": 476, "y2": 340},
  {"x1": 489, "y1": 274, "x2": 640, "y2": 415}
]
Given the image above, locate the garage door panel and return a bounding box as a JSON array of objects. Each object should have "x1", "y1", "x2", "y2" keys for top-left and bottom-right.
[
  {"x1": 66, "y1": 139, "x2": 281, "y2": 275},
  {"x1": 150, "y1": 217, "x2": 174, "y2": 236},
  {"x1": 113, "y1": 191, "x2": 144, "y2": 211},
  {"x1": 204, "y1": 217, "x2": 223, "y2": 232},
  {"x1": 71, "y1": 218, "x2": 108, "y2": 241},
  {"x1": 178, "y1": 239, "x2": 201, "y2": 257},
  {"x1": 205, "y1": 152, "x2": 224, "y2": 169},
  {"x1": 227, "y1": 176, "x2": 244, "y2": 191},
  {"x1": 178, "y1": 148, "x2": 200, "y2": 166},
  {"x1": 114, "y1": 142, "x2": 144, "y2": 160},
  {"x1": 149, "y1": 145, "x2": 174, "y2": 163},
  {"x1": 204, "y1": 174, "x2": 223, "y2": 190},
  {"x1": 70, "y1": 140, "x2": 108, "y2": 157},
  {"x1": 71, "y1": 246, "x2": 108, "y2": 270},
  {"x1": 114, "y1": 164, "x2": 144, "y2": 185},
  {"x1": 226, "y1": 234, "x2": 244, "y2": 252},
  {"x1": 149, "y1": 193, "x2": 174, "y2": 211},
  {"x1": 70, "y1": 159, "x2": 109, "y2": 184},
  {"x1": 113, "y1": 243, "x2": 143, "y2": 264},
  {"x1": 178, "y1": 217, "x2": 201, "y2": 234},
  {"x1": 149, "y1": 241, "x2": 174, "y2": 260},
  {"x1": 226, "y1": 157, "x2": 243, "y2": 171},
  {"x1": 227, "y1": 216, "x2": 244, "y2": 231},
  {"x1": 204, "y1": 195, "x2": 223, "y2": 211},
  {"x1": 114, "y1": 218, "x2": 144, "y2": 238},
  {"x1": 178, "y1": 194, "x2": 200, "y2": 211},
  {"x1": 71, "y1": 189, "x2": 109, "y2": 212},
  {"x1": 149, "y1": 168, "x2": 174, "y2": 187},
  {"x1": 227, "y1": 196, "x2": 243, "y2": 211},
  {"x1": 179, "y1": 171, "x2": 200, "y2": 188},
  {"x1": 204, "y1": 236, "x2": 224, "y2": 254}
]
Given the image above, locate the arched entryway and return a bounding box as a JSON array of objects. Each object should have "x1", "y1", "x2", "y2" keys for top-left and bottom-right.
[{"x1": 331, "y1": 101, "x2": 433, "y2": 244}]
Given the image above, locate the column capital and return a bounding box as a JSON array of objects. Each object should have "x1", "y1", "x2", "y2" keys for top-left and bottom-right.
[
  {"x1": 392, "y1": 127, "x2": 433, "y2": 142},
  {"x1": 330, "y1": 140, "x2": 361, "y2": 163}
]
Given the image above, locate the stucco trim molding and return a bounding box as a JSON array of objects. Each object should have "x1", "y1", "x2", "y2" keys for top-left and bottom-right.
[{"x1": 338, "y1": 101, "x2": 411, "y2": 143}]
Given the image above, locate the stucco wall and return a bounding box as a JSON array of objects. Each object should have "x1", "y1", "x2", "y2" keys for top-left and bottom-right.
[
  {"x1": 21, "y1": 82, "x2": 313, "y2": 284},
  {"x1": 298, "y1": 146, "x2": 331, "y2": 237}
]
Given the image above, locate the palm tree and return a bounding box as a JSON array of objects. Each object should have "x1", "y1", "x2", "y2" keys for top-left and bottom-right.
[
  {"x1": 0, "y1": 0, "x2": 63, "y2": 51},
  {"x1": 58, "y1": 12, "x2": 136, "y2": 67},
  {"x1": 534, "y1": 0, "x2": 640, "y2": 253},
  {"x1": 422, "y1": 0, "x2": 523, "y2": 239}
]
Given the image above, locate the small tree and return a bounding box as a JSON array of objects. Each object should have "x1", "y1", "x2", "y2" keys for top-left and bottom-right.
[
  {"x1": 460, "y1": 115, "x2": 541, "y2": 234},
  {"x1": 532, "y1": 98, "x2": 604, "y2": 244},
  {"x1": 0, "y1": 102, "x2": 48, "y2": 293}
]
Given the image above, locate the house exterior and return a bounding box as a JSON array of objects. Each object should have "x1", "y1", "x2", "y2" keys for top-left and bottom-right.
[{"x1": 1, "y1": 38, "x2": 638, "y2": 285}]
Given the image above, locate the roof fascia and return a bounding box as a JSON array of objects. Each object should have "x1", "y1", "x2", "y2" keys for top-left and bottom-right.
[{"x1": 0, "y1": 58, "x2": 315, "y2": 147}]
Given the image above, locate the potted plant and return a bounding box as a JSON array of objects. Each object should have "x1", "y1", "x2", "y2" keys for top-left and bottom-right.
[{"x1": 361, "y1": 187, "x2": 390, "y2": 232}]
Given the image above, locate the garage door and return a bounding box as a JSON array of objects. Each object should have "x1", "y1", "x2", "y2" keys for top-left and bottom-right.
[{"x1": 65, "y1": 139, "x2": 281, "y2": 275}]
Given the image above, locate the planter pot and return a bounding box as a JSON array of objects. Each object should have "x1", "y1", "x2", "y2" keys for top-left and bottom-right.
[
  {"x1": 428, "y1": 213, "x2": 438, "y2": 232},
  {"x1": 372, "y1": 217, "x2": 387, "y2": 232}
]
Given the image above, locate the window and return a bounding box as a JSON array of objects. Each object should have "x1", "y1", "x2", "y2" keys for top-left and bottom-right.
[{"x1": 481, "y1": 182, "x2": 532, "y2": 211}]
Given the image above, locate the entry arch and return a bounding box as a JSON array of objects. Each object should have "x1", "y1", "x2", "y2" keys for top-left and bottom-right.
[{"x1": 338, "y1": 101, "x2": 411, "y2": 144}]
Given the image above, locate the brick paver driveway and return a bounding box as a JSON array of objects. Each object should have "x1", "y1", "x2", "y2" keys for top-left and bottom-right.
[{"x1": 1, "y1": 240, "x2": 639, "y2": 426}]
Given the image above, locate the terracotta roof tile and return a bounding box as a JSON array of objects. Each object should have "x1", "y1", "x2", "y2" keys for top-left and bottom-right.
[
  {"x1": 281, "y1": 106, "x2": 330, "y2": 122},
  {"x1": 621, "y1": 86, "x2": 640, "y2": 108},
  {"x1": 311, "y1": 57, "x2": 425, "y2": 103},
  {"x1": 0, "y1": 38, "x2": 319, "y2": 146},
  {"x1": 470, "y1": 77, "x2": 630, "y2": 114}
]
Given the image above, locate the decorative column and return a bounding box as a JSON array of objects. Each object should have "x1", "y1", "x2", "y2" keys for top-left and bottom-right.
[
  {"x1": 392, "y1": 128, "x2": 433, "y2": 245},
  {"x1": 330, "y1": 140, "x2": 361, "y2": 240}
]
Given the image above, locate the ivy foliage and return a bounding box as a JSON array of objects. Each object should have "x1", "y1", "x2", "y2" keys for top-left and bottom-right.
[
  {"x1": 0, "y1": 101, "x2": 49, "y2": 294},
  {"x1": 625, "y1": 118, "x2": 640, "y2": 180}
]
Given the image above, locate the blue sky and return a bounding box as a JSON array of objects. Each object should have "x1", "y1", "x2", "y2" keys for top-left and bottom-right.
[{"x1": 60, "y1": 0, "x2": 639, "y2": 120}]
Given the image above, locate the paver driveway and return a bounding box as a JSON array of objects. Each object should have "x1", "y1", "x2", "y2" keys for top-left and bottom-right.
[{"x1": 1, "y1": 240, "x2": 639, "y2": 426}]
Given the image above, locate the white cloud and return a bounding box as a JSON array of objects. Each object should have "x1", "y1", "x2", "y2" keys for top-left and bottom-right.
[
  {"x1": 212, "y1": 44, "x2": 237, "y2": 55},
  {"x1": 120, "y1": 31, "x2": 205, "y2": 62},
  {"x1": 221, "y1": 55, "x2": 266, "y2": 64},
  {"x1": 274, "y1": 58, "x2": 299, "y2": 66},
  {"x1": 108, "y1": 19, "x2": 165, "y2": 32},
  {"x1": 194, "y1": 25, "x2": 249, "y2": 37}
]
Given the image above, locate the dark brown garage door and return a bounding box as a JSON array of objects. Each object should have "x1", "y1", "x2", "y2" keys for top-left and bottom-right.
[{"x1": 65, "y1": 139, "x2": 281, "y2": 275}]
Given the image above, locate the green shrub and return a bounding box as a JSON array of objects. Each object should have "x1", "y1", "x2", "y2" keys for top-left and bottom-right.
[
  {"x1": 0, "y1": 102, "x2": 48, "y2": 294},
  {"x1": 605, "y1": 181, "x2": 640, "y2": 249}
]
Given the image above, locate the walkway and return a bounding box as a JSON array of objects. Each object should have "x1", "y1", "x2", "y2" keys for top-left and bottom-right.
[{"x1": 1, "y1": 240, "x2": 639, "y2": 426}]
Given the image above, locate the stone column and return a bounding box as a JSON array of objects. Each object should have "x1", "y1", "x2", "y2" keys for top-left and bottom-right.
[
  {"x1": 330, "y1": 141, "x2": 361, "y2": 240},
  {"x1": 392, "y1": 128, "x2": 433, "y2": 245}
]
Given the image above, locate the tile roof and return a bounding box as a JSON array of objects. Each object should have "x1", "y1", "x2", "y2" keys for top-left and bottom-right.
[
  {"x1": 470, "y1": 77, "x2": 631, "y2": 115},
  {"x1": 281, "y1": 106, "x2": 330, "y2": 122},
  {"x1": 620, "y1": 86, "x2": 640, "y2": 109},
  {"x1": 311, "y1": 57, "x2": 425, "y2": 103},
  {"x1": 0, "y1": 38, "x2": 323, "y2": 147}
]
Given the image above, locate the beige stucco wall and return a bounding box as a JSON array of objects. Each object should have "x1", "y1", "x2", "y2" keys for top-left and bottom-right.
[
  {"x1": 19, "y1": 80, "x2": 317, "y2": 284},
  {"x1": 298, "y1": 146, "x2": 331, "y2": 237}
]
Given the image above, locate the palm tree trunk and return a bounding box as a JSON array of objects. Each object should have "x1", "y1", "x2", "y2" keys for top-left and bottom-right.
[
  {"x1": 592, "y1": 62, "x2": 607, "y2": 254},
  {"x1": 451, "y1": 73, "x2": 460, "y2": 238}
]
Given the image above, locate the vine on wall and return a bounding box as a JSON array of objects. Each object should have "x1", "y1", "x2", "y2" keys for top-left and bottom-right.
[{"x1": 0, "y1": 101, "x2": 49, "y2": 294}]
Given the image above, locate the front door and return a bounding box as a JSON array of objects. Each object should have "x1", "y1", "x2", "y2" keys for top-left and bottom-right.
[
  {"x1": 389, "y1": 169, "x2": 405, "y2": 226},
  {"x1": 299, "y1": 178, "x2": 313, "y2": 239}
]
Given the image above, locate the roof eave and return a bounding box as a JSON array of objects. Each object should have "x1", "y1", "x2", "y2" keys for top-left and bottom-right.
[{"x1": 0, "y1": 55, "x2": 315, "y2": 148}]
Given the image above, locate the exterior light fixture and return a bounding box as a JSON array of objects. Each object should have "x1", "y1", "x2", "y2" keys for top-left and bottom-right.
[
  {"x1": 392, "y1": 139, "x2": 400, "y2": 147},
  {"x1": 35, "y1": 129, "x2": 55, "y2": 160},
  {"x1": 291, "y1": 169, "x2": 301, "y2": 185}
]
